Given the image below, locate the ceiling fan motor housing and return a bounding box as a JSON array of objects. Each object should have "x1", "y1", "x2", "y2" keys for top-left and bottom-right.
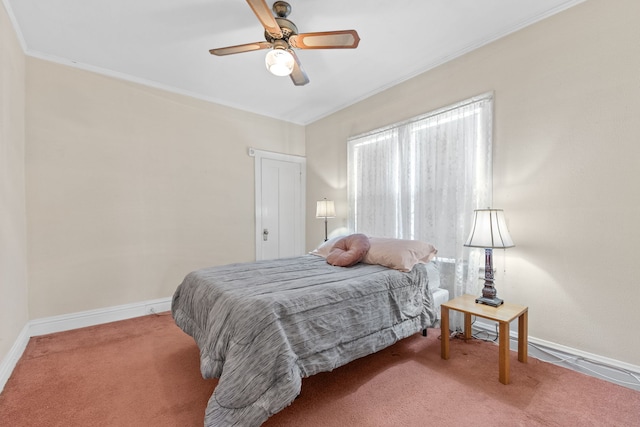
[{"x1": 265, "y1": 17, "x2": 297, "y2": 43}]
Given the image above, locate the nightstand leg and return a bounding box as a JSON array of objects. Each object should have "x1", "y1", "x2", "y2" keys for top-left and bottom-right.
[
  {"x1": 518, "y1": 311, "x2": 528, "y2": 363},
  {"x1": 463, "y1": 313, "x2": 472, "y2": 340},
  {"x1": 441, "y1": 306, "x2": 450, "y2": 359},
  {"x1": 499, "y1": 321, "x2": 510, "y2": 384}
]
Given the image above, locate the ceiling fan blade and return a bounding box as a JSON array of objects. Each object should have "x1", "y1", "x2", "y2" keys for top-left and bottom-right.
[
  {"x1": 289, "y1": 50, "x2": 309, "y2": 86},
  {"x1": 209, "y1": 41, "x2": 272, "y2": 56},
  {"x1": 289, "y1": 30, "x2": 360, "y2": 49},
  {"x1": 246, "y1": 0, "x2": 283, "y2": 39}
]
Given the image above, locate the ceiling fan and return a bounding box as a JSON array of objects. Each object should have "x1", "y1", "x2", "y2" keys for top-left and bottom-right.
[{"x1": 209, "y1": 0, "x2": 360, "y2": 86}]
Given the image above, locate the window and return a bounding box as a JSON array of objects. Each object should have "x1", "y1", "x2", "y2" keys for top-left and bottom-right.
[{"x1": 347, "y1": 93, "x2": 493, "y2": 297}]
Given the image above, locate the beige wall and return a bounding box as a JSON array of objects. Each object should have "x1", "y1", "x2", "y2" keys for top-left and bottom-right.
[
  {"x1": 25, "y1": 59, "x2": 305, "y2": 318},
  {"x1": 306, "y1": 0, "x2": 640, "y2": 366},
  {"x1": 0, "y1": 2, "x2": 28, "y2": 362}
]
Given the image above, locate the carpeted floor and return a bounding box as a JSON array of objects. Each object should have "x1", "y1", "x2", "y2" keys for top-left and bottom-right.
[{"x1": 1, "y1": 313, "x2": 639, "y2": 426}]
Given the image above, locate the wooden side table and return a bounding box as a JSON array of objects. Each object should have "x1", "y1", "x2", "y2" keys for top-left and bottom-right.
[{"x1": 440, "y1": 294, "x2": 528, "y2": 384}]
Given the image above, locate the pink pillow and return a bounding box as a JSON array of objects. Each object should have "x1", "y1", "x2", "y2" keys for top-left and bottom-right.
[
  {"x1": 362, "y1": 237, "x2": 437, "y2": 272},
  {"x1": 326, "y1": 234, "x2": 371, "y2": 267}
]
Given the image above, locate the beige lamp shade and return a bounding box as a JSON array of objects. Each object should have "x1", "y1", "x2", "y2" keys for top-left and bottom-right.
[
  {"x1": 316, "y1": 200, "x2": 336, "y2": 218},
  {"x1": 464, "y1": 208, "x2": 514, "y2": 249}
]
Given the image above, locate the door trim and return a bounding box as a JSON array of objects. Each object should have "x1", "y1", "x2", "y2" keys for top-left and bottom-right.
[{"x1": 250, "y1": 148, "x2": 306, "y2": 260}]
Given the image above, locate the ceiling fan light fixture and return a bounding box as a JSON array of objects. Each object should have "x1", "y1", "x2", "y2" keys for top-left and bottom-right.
[{"x1": 265, "y1": 48, "x2": 295, "y2": 76}]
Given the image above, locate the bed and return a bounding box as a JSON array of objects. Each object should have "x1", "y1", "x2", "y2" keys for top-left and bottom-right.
[{"x1": 171, "y1": 237, "x2": 448, "y2": 426}]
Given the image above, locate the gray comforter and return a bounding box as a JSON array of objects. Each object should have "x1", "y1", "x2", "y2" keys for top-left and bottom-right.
[{"x1": 171, "y1": 254, "x2": 437, "y2": 426}]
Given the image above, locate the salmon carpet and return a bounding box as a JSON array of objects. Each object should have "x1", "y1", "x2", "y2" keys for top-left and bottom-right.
[{"x1": 1, "y1": 313, "x2": 639, "y2": 426}]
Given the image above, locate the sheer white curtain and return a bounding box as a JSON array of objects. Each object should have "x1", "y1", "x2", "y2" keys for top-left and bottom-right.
[{"x1": 347, "y1": 93, "x2": 493, "y2": 302}]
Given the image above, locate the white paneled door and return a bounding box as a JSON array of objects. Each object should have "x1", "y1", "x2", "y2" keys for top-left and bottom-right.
[{"x1": 252, "y1": 149, "x2": 306, "y2": 260}]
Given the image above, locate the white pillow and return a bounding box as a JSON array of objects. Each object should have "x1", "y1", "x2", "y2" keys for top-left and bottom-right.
[{"x1": 309, "y1": 236, "x2": 344, "y2": 258}]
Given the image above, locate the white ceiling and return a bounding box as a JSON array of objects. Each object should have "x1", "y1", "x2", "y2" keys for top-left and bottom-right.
[{"x1": 6, "y1": 0, "x2": 584, "y2": 125}]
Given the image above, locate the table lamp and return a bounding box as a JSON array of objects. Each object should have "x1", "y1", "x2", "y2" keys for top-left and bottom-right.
[
  {"x1": 316, "y1": 198, "x2": 336, "y2": 241},
  {"x1": 464, "y1": 208, "x2": 515, "y2": 306}
]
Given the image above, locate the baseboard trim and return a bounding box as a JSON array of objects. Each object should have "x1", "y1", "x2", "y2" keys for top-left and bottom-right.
[
  {"x1": 29, "y1": 297, "x2": 172, "y2": 337},
  {"x1": 473, "y1": 319, "x2": 640, "y2": 391},
  {"x1": 0, "y1": 323, "x2": 30, "y2": 394},
  {"x1": 0, "y1": 297, "x2": 172, "y2": 393}
]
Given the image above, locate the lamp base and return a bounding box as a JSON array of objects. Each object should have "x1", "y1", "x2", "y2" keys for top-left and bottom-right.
[{"x1": 475, "y1": 296, "x2": 504, "y2": 307}]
